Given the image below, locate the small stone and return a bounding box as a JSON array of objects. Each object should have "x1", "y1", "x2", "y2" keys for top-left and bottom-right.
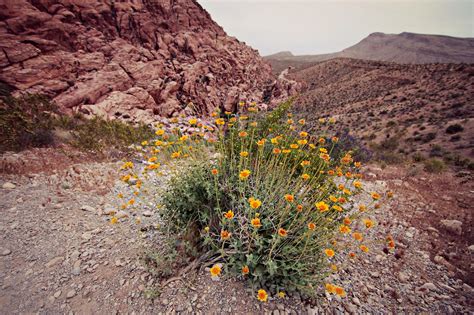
[
  {"x1": 421, "y1": 282, "x2": 437, "y2": 291},
  {"x1": 72, "y1": 260, "x2": 81, "y2": 275},
  {"x1": 103, "y1": 208, "x2": 116, "y2": 215},
  {"x1": 2, "y1": 182, "x2": 16, "y2": 189},
  {"x1": 81, "y1": 205, "x2": 96, "y2": 213},
  {"x1": 54, "y1": 290, "x2": 62, "y2": 298},
  {"x1": 142, "y1": 211, "x2": 153, "y2": 217},
  {"x1": 66, "y1": 289, "x2": 76, "y2": 299},
  {"x1": 116, "y1": 211, "x2": 128, "y2": 219},
  {"x1": 1, "y1": 249, "x2": 12, "y2": 256},
  {"x1": 45, "y1": 256, "x2": 64, "y2": 268},
  {"x1": 468, "y1": 245, "x2": 474, "y2": 253},
  {"x1": 162, "y1": 298, "x2": 169, "y2": 305},
  {"x1": 115, "y1": 259, "x2": 125, "y2": 267},
  {"x1": 370, "y1": 271, "x2": 380, "y2": 278},
  {"x1": 439, "y1": 219, "x2": 462, "y2": 235},
  {"x1": 398, "y1": 271, "x2": 409, "y2": 282}
]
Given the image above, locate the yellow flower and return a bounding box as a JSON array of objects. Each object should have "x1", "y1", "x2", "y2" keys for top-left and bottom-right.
[
  {"x1": 224, "y1": 210, "x2": 234, "y2": 219},
  {"x1": 301, "y1": 160, "x2": 310, "y2": 166},
  {"x1": 215, "y1": 118, "x2": 225, "y2": 125},
  {"x1": 339, "y1": 225, "x2": 351, "y2": 234},
  {"x1": 179, "y1": 135, "x2": 188, "y2": 141},
  {"x1": 358, "y1": 205, "x2": 367, "y2": 212},
  {"x1": 240, "y1": 115, "x2": 249, "y2": 120},
  {"x1": 290, "y1": 143, "x2": 299, "y2": 149},
  {"x1": 257, "y1": 289, "x2": 268, "y2": 302},
  {"x1": 309, "y1": 143, "x2": 316, "y2": 149},
  {"x1": 278, "y1": 228, "x2": 288, "y2": 237},
  {"x1": 319, "y1": 147, "x2": 328, "y2": 153},
  {"x1": 249, "y1": 198, "x2": 262, "y2": 209},
  {"x1": 171, "y1": 151, "x2": 181, "y2": 158},
  {"x1": 250, "y1": 121, "x2": 258, "y2": 127},
  {"x1": 354, "y1": 161, "x2": 362, "y2": 168},
  {"x1": 278, "y1": 291, "x2": 286, "y2": 298},
  {"x1": 301, "y1": 173, "x2": 310, "y2": 180},
  {"x1": 155, "y1": 129, "x2": 165, "y2": 136},
  {"x1": 239, "y1": 131, "x2": 248, "y2": 137},
  {"x1": 204, "y1": 226, "x2": 210, "y2": 233},
  {"x1": 324, "y1": 248, "x2": 335, "y2": 258},
  {"x1": 240, "y1": 151, "x2": 249, "y2": 157},
  {"x1": 282, "y1": 149, "x2": 291, "y2": 154},
  {"x1": 110, "y1": 217, "x2": 118, "y2": 224},
  {"x1": 251, "y1": 217, "x2": 262, "y2": 228},
  {"x1": 315, "y1": 201, "x2": 329, "y2": 212},
  {"x1": 256, "y1": 139, "x2": 266, "y2": 146},
  {"x1": 287, "y1": 119, "x2": 294, "y2": 124},
  {"x1": 299, "y1": 131, "x2": 308, "y2": 138},
  {"x1": 325, "y1": 283, "x2": 336, "y2": 293},
  {"x1": 308, "y1": 222, "x2": 316, "y2": 230},
  {"x1": 284, "y1": 194, "x2": 294, "y2": 202},
  {"x1": 220, "y1": 230, "x2": 231, "y2": 240},
  {"x1": 239, "y1": 101, "x2": 245, "y2": 107},
  {"x1": 210, "y1": 264, "x2": 221, "y2": 277},
  {"x1": 319, "y1": 153, "x2": 330, "y2": 161},
  {"x1": 242, "y1": 265, "x2": 249, "y2": 275},
  {"x1": 239, "y1": 169, "x2": 251, "y2": 180},
  {"x1": 128, "y1": 199, "x2": 135, "y2": 205},
  {"x1": 319, "y1": 118, "x2": 326, "y2": 124},
  {"x1": 148, "y1": 156, "x2": 157, "y2": 163},
  {"x1": 298, "y1": 119, "x2": 305, "y2": 125},
  {"x1": 360, "y1": 245, "x2": 369, "y2": 253},
  {"x1": 354, "y1": 181, "x2": 362, "y2": 189},
  {"x1": 330, "y1": 264, "x2": 338, "y2": 272},
  {"x1": 188, "y1": 118, "x2": 197, "y2": 125},
  {"x1": 297, "y1": 139, "x2": 307, "y2": 146},
  {"x1": 363, "y1": 218, "x2": 374, "y2": 229},
  {"x1": 271, "y1": 137, "x2": 279, "y2": 144}
]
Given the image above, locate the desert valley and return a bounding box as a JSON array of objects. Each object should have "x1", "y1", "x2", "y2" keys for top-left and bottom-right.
[{"x1": 0, "y1": 0, "x2": 473, "y2": 314}]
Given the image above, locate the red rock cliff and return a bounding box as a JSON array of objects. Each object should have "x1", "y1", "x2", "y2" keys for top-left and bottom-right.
[{"x1": 0, "y1": 0, "x2": 298, "y2": 122}]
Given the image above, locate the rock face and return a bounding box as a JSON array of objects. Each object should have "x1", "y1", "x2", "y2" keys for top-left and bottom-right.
[{"x1": 0, "y1": 0, "x2": 298, "y2": 122}]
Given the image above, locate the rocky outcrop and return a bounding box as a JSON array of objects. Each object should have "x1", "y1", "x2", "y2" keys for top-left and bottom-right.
[{"x1": 0, "y1": 0, "x2": 298, "y2": 122}]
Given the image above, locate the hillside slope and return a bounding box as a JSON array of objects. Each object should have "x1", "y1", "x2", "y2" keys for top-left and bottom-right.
[
  {"x1": 0, "y1": 0, "x2": 298, "y2": 122},
  {"x1": 265, "y1": 32, "x2": 474, "y2": 73},
  {"x1": 291, "y1": 58, "x2": 474, "y2": 163}
]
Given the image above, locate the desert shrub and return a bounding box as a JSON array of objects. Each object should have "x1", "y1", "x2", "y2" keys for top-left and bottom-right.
[
  {"x1": 412, "y1": 152, "x2": 426, "y2": 162},
  {"x1": 424, "y1": 158, "x2": 446, "y2": 173},
  {"x1": 450, "y1": 135, "x2": 461, "y2": 142},
  {"x1": 0, "y1": 94, "x2": 59, "y2": 151},
  {"x1": 422, "y1": 132, "x2": 437, "y2": 143},
  {"x1": 445, "y1": 124, "x2": 463, "y2": 134},
  {"x1": 119, "y1": 101, "x2": 392, "y2": 300},
  {"x1": 0, "y1": 94, "x2": 153, "y2": 153}
]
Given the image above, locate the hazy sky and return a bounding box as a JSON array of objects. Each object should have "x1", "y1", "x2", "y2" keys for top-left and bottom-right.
[{"x1": 197, "y1": 0, "x2": 473, "y2": 56}]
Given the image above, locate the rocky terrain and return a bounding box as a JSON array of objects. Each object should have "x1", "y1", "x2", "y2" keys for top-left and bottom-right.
[
  {"x1": 286, "y1": 58, "x2": 474, "y2": 163},
  {"x1": 1, "y1": 149, "x2": 473, "y2": 314},
  {"x1": 0, "y1": 0, "x2": 298, "y2": 123},
  {"x1": 265, "y1": 32, "x2": 474, "y2": 73}
]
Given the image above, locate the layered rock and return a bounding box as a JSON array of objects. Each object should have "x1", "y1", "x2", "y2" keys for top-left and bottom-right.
[{"x1": 0, "y1": 0, "x2": 298, "y2": 123}]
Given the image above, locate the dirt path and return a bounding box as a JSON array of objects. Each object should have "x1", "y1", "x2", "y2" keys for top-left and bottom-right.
[{"x1": 0, "y1": 158, "x2": 473, "y2": 314}]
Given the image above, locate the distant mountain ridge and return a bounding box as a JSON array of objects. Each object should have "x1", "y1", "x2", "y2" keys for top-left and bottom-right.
[{"x1": 265, "y1": 32, "x2": 474, "y2": 73}]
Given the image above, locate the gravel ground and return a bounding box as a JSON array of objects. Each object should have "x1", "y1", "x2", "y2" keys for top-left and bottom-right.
[{"x1": 0, "y1": 158, "x2": 473, "y2": 314}]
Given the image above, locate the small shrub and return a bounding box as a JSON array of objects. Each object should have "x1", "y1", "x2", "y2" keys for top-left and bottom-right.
[
  {"x1": 424, "y1": 158, "x2": 446, "y2": 173},
  {"x1": 412, "y1": 152, "x2": 426, "y2": 162},
  {"x1": 445, "y1": 124, "x2": 463, "y2": 134},
  {"x1": 118, "y1": 101, "x2": 392, "y2": 300}
]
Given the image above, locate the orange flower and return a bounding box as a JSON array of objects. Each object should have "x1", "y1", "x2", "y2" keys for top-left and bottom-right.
[
  {"x1": 354, "y1": 161, "x2": 362, "y2": 168},
  {"x1": 371, "y1": 192, "x2": 381, "y2": 200},
  {"x1": 224, "y1": 210, "x2": 234, "y2": 219},
  {"x1": 330, "y1": 264, "x2": 338, "y2": 272},
  {"x1": 249, "y1": 197, "x2": 262, "y2": 209},
  {"x1": 325, "y1": 283, "x2": 336, "y2": 294},
  {"x1": 319, "y1": 137, "x2": 326, "y2": 145},
  {"x1": 339, "y1": 225, "x2": 351, "y2": 234},
  {"x1": 387, "y1": 191, "x2": 394, "y2": 198},
  {"x1": 211, "y1": 168, "x2": 219, "y2": 175},
  {"x1": 171, "y1": 151, "x2": 181, "y2": 158},
  {"x1": 354, "y1": 181, "x2": 362, "y2": 189},
  {"x1": 331, "y1": 136, "x2": 339, "y2": 143},
  {"x1": 315, "y1": 201, "x2": 329, "y2": 212},
  {"x1": 220, "y1": 230, "x2": 231, "y2": 240},
  {"x1": 110, "y1": 217, "x2": 118, "y2": 224},
  {"x1": 324, "y1": 248, "x2": 335, "y2": 257},
  {"x1": 335, "y1": 286, "x2": 346, "y2": 297},
  {"x1": 251, "y1": 217, "x2": 262, "y2": 228},
  {"x1": 352, "y1": 232, "x2": 363, "y2": 241},
  {"x1": 332, "y1": 205, "x2": 342, "y2": 211},
  {"x1": 239, "y1": 169, "x2": 251, "y2": 180},
  {"x1": 210, "y1": 264, "x2": 221, "y2": 277},
  {"x1": 257, "y1": 139, "x2": 266, "y2": 146},
  {"x1": 298, "y1": 119, "x2": 306, "y2": 125},
  {"x1": 257, "y1": 289, "x2": 268, "y2": 302},
  {"x1": 343, "y1": 217, "x2": 352, "y2": 225},
  {"x1": 363, "y1": 218, "x2": 374, "y2": 229},
  {"x1": 296, "y1": 204, "x2": 303, "y2": 212},
  {"x1": 273, "y1": 148, "x2": 281, "y2": 154},
  {"x1": 358, "y1": 205, "x2": 366, "y2": 212},
  {"x1": 301, "y1": 160, "x2": 310, "y2": 166},
  {"x1": 278, "y1": 228, "x2": 288, "y2": 237},
  {"x1": 284, "y1": 194, "x2": 294, "y2": 202},
  {"x1": 301, "y1": 173, "x2": 310, "y2": 180},
  {"x1": 239, "y1": 131, "x2": 248, "y2": 137},
  {"x1": 349, "y1": 252, "x2": 356, "y2": 258},
  {"x1": 308, "y1": 222, "x2": 316, "y2": 230},
  {"x1": 242, "y1": 265, "x2": 249, "y2": 275},
  {"x1": 360, "y1": 245, "x2": 369, "y2": 253}
]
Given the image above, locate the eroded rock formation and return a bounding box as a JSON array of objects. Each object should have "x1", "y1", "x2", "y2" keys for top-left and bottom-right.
[{"x1": 0, "y1": 0, "x2": 298, "y2": 123}]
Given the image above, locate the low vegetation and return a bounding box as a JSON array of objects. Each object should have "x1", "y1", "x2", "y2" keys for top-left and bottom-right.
[
  {"x1": 118, "y1": 101, "x2": 393, "y2": 301},
  {"x1": 0, "y1": 94, "x2": 154, "y2": 153}
]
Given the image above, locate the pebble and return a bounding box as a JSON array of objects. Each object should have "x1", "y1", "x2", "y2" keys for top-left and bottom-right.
[
  {"x1": 1, "y1": 249, "x2": 12, "y2": 256},
  {"x1": 439, "y1": 219, "x2": 462, "y2": 235},
  {"x1": 72, "y1": 260, "x2": 81, "y2": 275},
  {"x1": 2, "y1": 182, "x2": 16, "y2": 189},
  {"x1": 81, "y1": 205, "x2": 96, "y2": 213},
  {"x1": 142, "y1": 211, "x2": 153, "y2": 217},
  {"x1": 45, "y1": 256, "x2": 64, "y2": 268},
  {"x1": 468, "y1": 245, "x2": 474, "y2": 253},
  {"x1": 421, "y1": 282, "x2": 437, "y2": 291},
  {"x1": 54, "y1": 290, "x2": 62, "y2": 298},
  {"x1": 66, "y1": 289, "x2": 76, "y2": 299}
]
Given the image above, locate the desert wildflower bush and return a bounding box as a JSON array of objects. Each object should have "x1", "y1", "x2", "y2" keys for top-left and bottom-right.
[{"x1": 117, "y1": 100, "x2": 393, "y2": 301}]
